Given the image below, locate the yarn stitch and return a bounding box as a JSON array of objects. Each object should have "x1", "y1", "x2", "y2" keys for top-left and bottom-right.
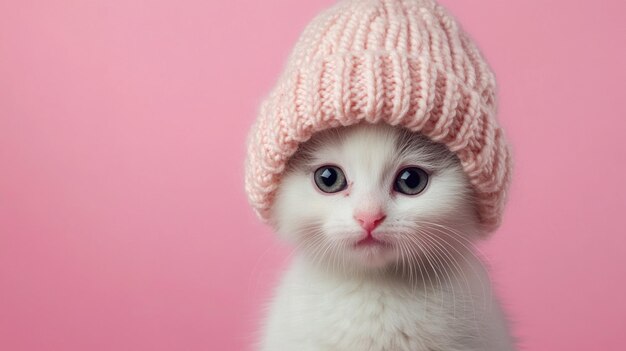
[{"x1": 245, "y1": 0, "x2": 512, "y2": 232}]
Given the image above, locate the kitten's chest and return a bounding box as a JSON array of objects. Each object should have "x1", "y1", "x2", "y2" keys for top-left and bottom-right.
[
  {"x1": 265, "y1": 267, "x2": 479, "y2": 351},
  {"x1": 300, "y1": 285, "x2": 457, "y2": 350}
]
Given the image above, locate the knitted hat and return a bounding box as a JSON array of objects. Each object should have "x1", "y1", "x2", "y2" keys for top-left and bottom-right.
[{"x1": 245, "y1": 0, "x2": 512, "y2": 232}]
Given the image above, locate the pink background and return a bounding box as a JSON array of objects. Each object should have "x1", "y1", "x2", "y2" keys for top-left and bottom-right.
[{"x1": 1, "y1": 0, "x2": 625, "y2": 350}]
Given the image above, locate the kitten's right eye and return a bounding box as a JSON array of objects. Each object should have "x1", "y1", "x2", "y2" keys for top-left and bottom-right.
[{"x1": 314, "y1": 166, "x2": 347, "y2": 193}]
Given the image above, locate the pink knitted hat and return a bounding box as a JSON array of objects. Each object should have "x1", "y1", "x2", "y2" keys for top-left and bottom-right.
[{"x1": 245, "y1": 0, "x2": 512, "y2": 232}]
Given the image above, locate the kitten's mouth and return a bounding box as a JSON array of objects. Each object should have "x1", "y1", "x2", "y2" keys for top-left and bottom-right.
[{"x1": 354, "y1": 234, "x2": 387, "y2": 248}]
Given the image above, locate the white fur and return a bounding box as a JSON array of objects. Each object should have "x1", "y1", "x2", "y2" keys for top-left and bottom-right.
[{"x1": 260, "y1": 124, "x2": 515, "y2": 350}]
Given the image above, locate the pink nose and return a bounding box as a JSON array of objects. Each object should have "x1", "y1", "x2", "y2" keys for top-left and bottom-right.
[{"x1": 354, "y1": 211, "x2": 386, "y2": 232}]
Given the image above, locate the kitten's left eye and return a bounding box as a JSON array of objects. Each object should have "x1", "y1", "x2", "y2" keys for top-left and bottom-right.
[
  {"x1": 314, "y1": 166, "x2": 347, "y2": 193},
  {"x1": 394, "y1": 167, "x2": 429, "y2": 195}
]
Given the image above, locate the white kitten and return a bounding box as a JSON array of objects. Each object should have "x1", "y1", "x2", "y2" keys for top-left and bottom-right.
[{"x1": 260, "y1": 124, "x2": 515, "y2": 351}]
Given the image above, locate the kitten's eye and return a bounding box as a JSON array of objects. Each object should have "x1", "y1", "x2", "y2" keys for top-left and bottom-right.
[
  {"x1": 314, "y1": 166, "x2": 347, "y2": 193},
  {"x1": 394, "y1": 167, "x2": 429, "y2": 195}
]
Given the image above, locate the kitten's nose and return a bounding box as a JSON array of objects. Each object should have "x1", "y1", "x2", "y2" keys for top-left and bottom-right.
[{"x1": 354, "y1": 211, "x2": 386, "y2": 232}]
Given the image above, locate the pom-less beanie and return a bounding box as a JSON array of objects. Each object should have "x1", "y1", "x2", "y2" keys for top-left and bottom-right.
[{"x1": 245, "y1": 0, "x2": 512, "y2": 232}]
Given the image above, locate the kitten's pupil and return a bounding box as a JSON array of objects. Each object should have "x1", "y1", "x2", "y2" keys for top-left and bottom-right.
[
  {"x1": 314, "y1": 166, "x2": 347, "y2": 193},
  {"x1": 400, "y1": 170, "x2": 420, "y2": 188},
  {"x1": 320, "y1": 168, "x2": 337, "y2": 186},
  {"x1": 395, "y1": 167, "x2": 428, "y2": 195}
]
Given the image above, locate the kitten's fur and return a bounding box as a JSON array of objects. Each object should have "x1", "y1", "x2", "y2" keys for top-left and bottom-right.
[{"x1": 261, "y1": 124, "x2": 514, "y2": 350}]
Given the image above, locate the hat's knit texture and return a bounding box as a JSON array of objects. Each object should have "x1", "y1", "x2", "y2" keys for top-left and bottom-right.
[{"x1": 245, "y1": 0, "x2": 512, "y2": 231}]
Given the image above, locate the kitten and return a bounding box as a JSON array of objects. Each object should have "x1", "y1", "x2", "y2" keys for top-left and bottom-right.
[{"x1": 260, "y1": 123, "x2": 515, "y2": 351}]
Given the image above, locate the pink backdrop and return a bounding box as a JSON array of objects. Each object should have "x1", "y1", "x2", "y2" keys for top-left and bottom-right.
[{"x1": 1, "y1": 0, "x2": 625, "y2": 350}]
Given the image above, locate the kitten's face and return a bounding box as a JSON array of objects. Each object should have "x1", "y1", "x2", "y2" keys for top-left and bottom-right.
[{"x1": 271, "y1": 124, "x2": 480, "y2": 271}]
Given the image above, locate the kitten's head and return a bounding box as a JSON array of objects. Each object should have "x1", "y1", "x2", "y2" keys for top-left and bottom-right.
[{"x1": 271, "y1": 124, "x2": 481, "y2": 272}]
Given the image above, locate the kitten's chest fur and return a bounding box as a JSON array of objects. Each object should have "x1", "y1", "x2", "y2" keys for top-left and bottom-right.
[{"x1": 260, "y1": 258, "x2": 513, "y2": 351}]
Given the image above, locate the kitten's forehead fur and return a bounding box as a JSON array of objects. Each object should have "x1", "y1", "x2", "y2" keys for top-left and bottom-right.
[
  {"x1": 272, "y1": 123, "x2": 481, "y2": 271},
  {"x1": 290, "y1": 124, "x2": 459, "y2": 174}
]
